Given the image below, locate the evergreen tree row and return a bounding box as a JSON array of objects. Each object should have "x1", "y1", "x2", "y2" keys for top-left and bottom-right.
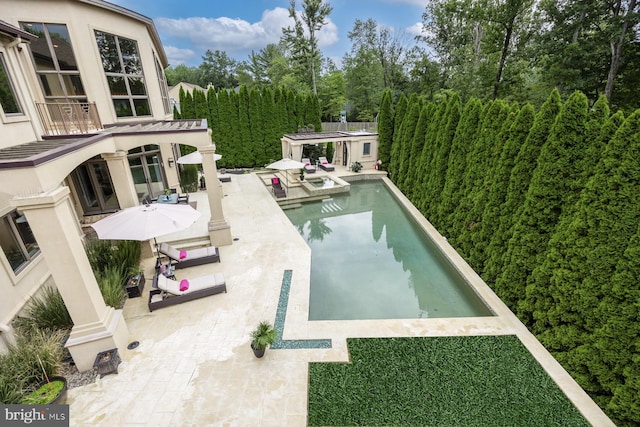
[
  {"x1": 175, "y1": 85, "x2": 322, "y2": 168},
  {"x1": 378, "y1": 89, "x2": 640, "y2": 426}
]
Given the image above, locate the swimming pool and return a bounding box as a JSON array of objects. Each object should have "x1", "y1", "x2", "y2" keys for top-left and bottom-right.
[{"x1": 284, "y1": 180, "x2": 493, "y2": 320}]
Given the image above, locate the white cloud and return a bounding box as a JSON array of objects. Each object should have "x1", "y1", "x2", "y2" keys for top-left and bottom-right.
[
  {"x1": 316, "y1": 19, "x2": 339, "y2": 48},
  {"x1": 155, "y1": 8, "x2": 290, "y2": 55},
  {"x1": 406, "y1": 22, "x2": 426, "y2": 38},
  {"x1": 163, "y1": 46, "x2": 197, "y2": 66},
  {"x1": 155, "y1": 7, "x2": 339, "y2": 61}
]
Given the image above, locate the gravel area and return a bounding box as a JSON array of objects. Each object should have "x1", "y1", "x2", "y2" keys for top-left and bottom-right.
[{"x1": 59, "y1": 361, "x2": 98, "y2": 388}]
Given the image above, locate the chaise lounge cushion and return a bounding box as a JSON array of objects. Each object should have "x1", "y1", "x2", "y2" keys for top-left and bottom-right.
[
  {"x1": 156, "y1": 273, "x2": 226, "y2": 296},
  {"x1": 302, "y1": 158, "x2": 316, "y2": 173},
  {"x1": 159, "y1": 243, "x2": 220, "y2": 268}
]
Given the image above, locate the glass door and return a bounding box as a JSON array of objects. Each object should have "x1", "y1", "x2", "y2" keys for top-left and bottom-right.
[
  {"x1": 71, "y1": 159, "x2": 118, "y2": 215},
  {"x1": 145, "y1": 154, "x2": 164, "y2": 196},
  {"x1": 128, "y1": 145, "x2": 166, "y2": 198}
]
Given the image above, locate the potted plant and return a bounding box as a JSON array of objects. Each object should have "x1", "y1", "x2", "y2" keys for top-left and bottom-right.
[
  {"x1": 21, "y1": 354, "x2": 67, "y2": 404},
  {"x1": 22, "y1": 376, "x2": 67, "y2": 404},
  {"x1": 299, "y1": 168, "x2": 305, "y2": 181},
  {"x1": 250, "y1": 321, "x2": 278, "y2": 358},
  {"x1": 351, "y1": 161, "x2": 363, "y2": 173}
]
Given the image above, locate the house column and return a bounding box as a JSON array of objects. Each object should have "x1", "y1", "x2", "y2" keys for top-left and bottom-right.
[
  {"x1": 102, "y1": 150, "x2": 138, "y2": 208},
  {"x1": 12, "y1": 186, "x2": 129, "y2": 372},
  {"x1": 200, "y1": 145, "x2": 232, "y2": 246}
]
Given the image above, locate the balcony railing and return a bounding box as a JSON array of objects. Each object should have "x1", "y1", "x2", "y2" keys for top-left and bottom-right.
[{"x1": 36, "y1": 102, "x2": 103, "y2": 136}]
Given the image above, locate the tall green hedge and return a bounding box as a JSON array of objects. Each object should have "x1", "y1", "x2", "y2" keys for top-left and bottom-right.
[
  {"x1": 181, "y1": 85, "x2": 321, "y2": 168},
  {"x1": 386, "y1": 89, "x2": 639, "y2": 426}
]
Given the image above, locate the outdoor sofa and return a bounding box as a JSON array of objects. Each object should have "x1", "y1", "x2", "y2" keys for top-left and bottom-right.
[
  {"x1": 159, "y1": 242, "x2": 220, "y2": 269},
  {"x1": 218, "y1": 168, "x2": 232, "y2": 183},
  {"x1": 148, "y1": 272, "x2": 227, "y2": 312}
]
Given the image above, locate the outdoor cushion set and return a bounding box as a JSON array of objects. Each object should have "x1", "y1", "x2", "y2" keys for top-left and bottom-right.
[
  {"x1": 318, "y1": 157, "x2": 335, "y2": 171},
  {"x1": 148, "y1": 272, "x2": 227, "y2": 312},
  {"x1": 159, "y1": 242, "x2": 220, "y2": 268},
  {"x1": 271, "y1": 177, "x2": 286, "y2": 198},
  {"x1": 302, "y1": 158, "x2": 316, "y2": 174},
  {"x1": 148, "y1": 242, "x2": 225, "y2": 311}
]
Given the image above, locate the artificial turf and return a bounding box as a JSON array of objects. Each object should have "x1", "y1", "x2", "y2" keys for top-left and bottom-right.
[{"x1": 308, "y1": 335, "x2": 589, "y2": 426}]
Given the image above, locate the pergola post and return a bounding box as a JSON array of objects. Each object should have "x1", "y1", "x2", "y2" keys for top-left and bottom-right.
[{"x1": 200, "y1": 145, "x2": 232, "y2": 246}]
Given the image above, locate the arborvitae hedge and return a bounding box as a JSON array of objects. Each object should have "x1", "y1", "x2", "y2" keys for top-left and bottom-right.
[
  {"x1": 436, "y1": 98, "x2": 482, "y2": 237},
  {"x1": 388, "y1": 93, "x2": 409, "y2": 180},
  {"x1": 181, "y1": 85, "x2": 320, "y2": 168},
  {"x1": 482, "y1": 90, "x2": 561, "y2": 285},
  {"x1": 377, "y1": 90, "x2": 394, "y2": 169},
  {"x1": 415, "y1": 101, "x2": 448, "y2": 215},
  {"x1": 423, "y1": 93, "x2": 461, "y2": 223},
  {"x1": 402, "y1": 103, "x2": 434, "y2": 199},
  {"x1": 385, "y1": 89, "x2": 639, "y2": 426},
  {"x1": 396, "y1": 97, "x2": 421, "y2": 194},
  {"x1": 470, "y1": 103, "x2": 534, "y2": 273},
  {"x1": 495, "y1": 91, "x2": 589, "y2": 311}
]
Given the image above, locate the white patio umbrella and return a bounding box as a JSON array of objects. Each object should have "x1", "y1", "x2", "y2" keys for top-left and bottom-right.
[
  {"x1": 90, "y1": 203, "x2": 201, "y2": 253},
  {"x1": 266, "y1": 158, "x2": 306, "y2": 187},
  {"x1": 176, "y1": 151, "x2": 222, "y2": 164}
]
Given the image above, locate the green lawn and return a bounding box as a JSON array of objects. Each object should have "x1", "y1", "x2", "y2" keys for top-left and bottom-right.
[{"x1": 308, "y1": 335, "x2": 589, "y2": 426}]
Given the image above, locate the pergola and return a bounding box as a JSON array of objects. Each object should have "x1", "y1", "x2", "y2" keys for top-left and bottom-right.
[{"x1": 281, "y1": 130, "x2": 379, "y2": 170}]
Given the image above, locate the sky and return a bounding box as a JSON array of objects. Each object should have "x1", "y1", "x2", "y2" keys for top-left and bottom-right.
[{"x1": 108, "y1": 0, "x2": 429, "y2": 67}]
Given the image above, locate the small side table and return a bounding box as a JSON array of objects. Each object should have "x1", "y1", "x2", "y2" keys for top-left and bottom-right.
[{"x1": 125, "y1": 272, "x2": 145, "y2": 298}]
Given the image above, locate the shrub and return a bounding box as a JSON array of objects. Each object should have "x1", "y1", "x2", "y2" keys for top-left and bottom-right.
[
  {"x1": 0, "y1": 327, "x2": 65, "y2": 401},
  {"x1": 96, "y1": 266, "x2": 127, "y2": 309},
  {"x1": 85, "y1": 239, "x2": 116, "y2": 275},
  {"x1": 13, "y1": 285, "x2": 72, "y2": 332},
  {"x1": 180, "y1": 164, "x2": 199, "y2": 193},
  {"x1": 110, "y1": 240, "x2": 141, "y2": 284}
]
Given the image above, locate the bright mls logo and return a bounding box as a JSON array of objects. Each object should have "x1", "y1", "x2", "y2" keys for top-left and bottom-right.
[{"x1": 2, "y1": 405, "x2": 68, "y2": 426}]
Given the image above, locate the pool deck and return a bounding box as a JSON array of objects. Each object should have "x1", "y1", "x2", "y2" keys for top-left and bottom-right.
[{"x1": 67, "y1": 168, "x2": 614, "y2": 426}]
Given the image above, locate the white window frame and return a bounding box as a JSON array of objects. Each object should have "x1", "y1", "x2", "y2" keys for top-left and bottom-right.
[{"x1": 0, "y1": 51, "x2": 26, "y2": 123}]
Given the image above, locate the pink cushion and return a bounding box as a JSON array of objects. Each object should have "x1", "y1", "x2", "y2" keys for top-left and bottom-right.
[
  {"x1": 305, "y1": 163, "x2": 310, "y2": 166},
  {"x1": 179, "y1": 249, "x2": 187, "y2": 259},
  {"x1": 179, "y1": 279, "x2": 189, "y2": 291},
  {"x1": 322, "y1": 161, "x2": 328, "y2": 164}
]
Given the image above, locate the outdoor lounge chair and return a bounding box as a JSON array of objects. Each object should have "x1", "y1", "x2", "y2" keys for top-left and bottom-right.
[
  {"x1": 271, "y1": 177, "x2": 286, "y2": 198},
  {"x1": 218, "y1": 168, "x2": 232, "y2": 182},
  {"x1": 170, "y1": 188, "x2": 190, "y2": 204},
  {"x1": 302, "y1": 158, "x2": 316, "y2": 174},
  {"x1": 159, "y1": 242, "x2": 220, "y2": 269},
  {"x1": 148, "y1": 273, "x2": 227, "y2": 312},
  {"x1": 318, "y1": 157, "x2": 335, "y2": 171}
]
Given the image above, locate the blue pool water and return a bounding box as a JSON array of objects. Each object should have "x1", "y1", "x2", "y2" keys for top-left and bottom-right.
[{"x1": 284, "y1": 180, "x2": 493, "y2": 320}]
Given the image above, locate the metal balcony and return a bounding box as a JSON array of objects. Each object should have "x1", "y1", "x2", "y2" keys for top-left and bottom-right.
[{"x1": 36, "y1": 102, "x2": 103, "y2": 136}]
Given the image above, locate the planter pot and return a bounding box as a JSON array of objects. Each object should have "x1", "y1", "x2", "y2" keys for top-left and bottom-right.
[
  {"x1": 23, "y1": 376, "x2": 67, "y2": 404},
  {"x1": 125, "y1": 273, "x2": 145, "y2": 298},
  {"x1": 251, "y1": 343, "x2": 266, "y2": 358}
]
